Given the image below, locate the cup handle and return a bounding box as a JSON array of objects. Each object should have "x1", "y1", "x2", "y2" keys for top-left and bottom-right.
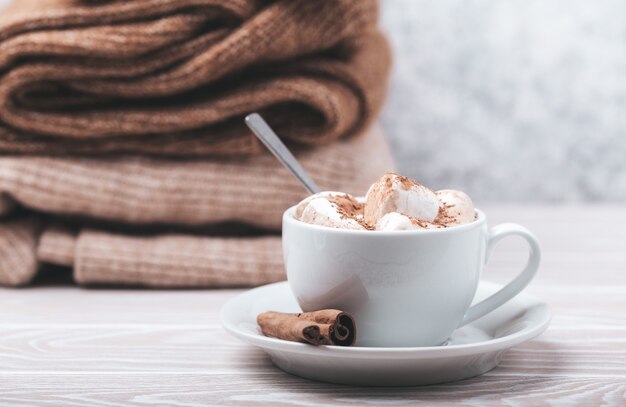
[{"x1": 459, "y1": 223, "x2": 541, "y2": 327}]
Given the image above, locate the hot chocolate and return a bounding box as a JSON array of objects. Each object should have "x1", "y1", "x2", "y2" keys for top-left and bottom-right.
[{"x1": 294, "y1": 173, "x2": 476, "y2": 231}]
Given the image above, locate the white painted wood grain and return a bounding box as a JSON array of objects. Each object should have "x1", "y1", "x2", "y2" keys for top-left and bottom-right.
[
  {"x1": 0, "y1": 206, "x2": 625, "y2": 406},
  {"x1": 0, "y1": 374, "x2": 624, "y2": 406}
]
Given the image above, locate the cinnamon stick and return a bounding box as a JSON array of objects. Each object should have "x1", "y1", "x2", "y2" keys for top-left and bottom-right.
[{"x1": 257, "y1": 310, "x2": 356, "y2": 346}]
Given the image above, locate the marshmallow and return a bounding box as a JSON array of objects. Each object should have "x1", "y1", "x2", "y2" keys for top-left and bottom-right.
[
  {"x1": 296, "y1": 192, "x2": 365, "y2": 230},
  {"x1": 376, "y1": 212, "x2": 444, "y2": 231},
  {"x1": 435, "y1": 189, "x2": 476, "y2": 225},
  {"x1": 364, "y1": 173, "x2": 439, "y2": 225},
  {"x1": 294, "y1": 191, "x2": 346, "y2": 219},
  {"x1": 376, "y1": 212, "x2": 418, "y2": 231},
  {"x1": 294, "y1": 176, "x2": 477, "y2": 231}
]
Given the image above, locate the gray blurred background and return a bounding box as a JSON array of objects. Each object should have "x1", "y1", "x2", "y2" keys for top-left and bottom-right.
[
  {"x1": 380, "y1": 0, "x2": 626, "y2": 202},
  {"x1": 1, "y1": 0, "x2": 623, "y2": 202}
]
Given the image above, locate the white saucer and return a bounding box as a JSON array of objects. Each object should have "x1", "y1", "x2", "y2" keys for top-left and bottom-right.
[{"x1": 220, "y1": 281, "x2": 551, "y2": 386}]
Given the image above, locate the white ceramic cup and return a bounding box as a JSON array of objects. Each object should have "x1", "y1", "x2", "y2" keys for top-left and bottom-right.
[{"x1": 283, "y1": 206, "x2": 541, "y2": 347}]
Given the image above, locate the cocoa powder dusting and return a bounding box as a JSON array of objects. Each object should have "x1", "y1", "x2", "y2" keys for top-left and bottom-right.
[
  {"x1": 327, "y1": 194, "x2": 363, "y2": 218},
  {"x1": 383, "y1": 172, "x2": 422, "y2": 191},
  {"x1": 434, "y1": 203, "x2": 457, "y2": 225},
  {"x1": 357, "y1": 218, "x2": 376, "y2": 230},
  {"x1": 411, "y1": 218, "x2": 429, "y2": 228},
  {"x1": 407, "y1": 214, "x2": 447, "y2": 229},
  {"x1": 327, "y1": 194, "x2": 375, "y2": 230},
  {"x1": 396, "y1": 175, "x2": 416, "y2": 190},
  {"x1": 383, "y1": 173, "x2": 394, "y2": 189}
]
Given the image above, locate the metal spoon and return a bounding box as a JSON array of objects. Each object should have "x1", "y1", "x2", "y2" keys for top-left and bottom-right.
[{"x1": 245, "y1": 113, "x2": 321, "y2": 194}]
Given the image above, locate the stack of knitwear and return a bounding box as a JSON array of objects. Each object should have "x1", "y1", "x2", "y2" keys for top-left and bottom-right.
[{"x1": 0, "y1": 0, "x2": 394, "y2": 287}]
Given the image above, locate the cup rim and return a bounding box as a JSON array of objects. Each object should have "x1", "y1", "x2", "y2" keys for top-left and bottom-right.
[{"x1": 283, "y1": 201, "x2": 486, "y2": 236}]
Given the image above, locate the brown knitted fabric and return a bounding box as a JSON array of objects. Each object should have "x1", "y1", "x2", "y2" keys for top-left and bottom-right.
[
  {"x1": 0, "y1": 126, "x2": 395, "y2": 287},
  {"x1": 0, "y1": 0, "x2": 390, "y2": 156},
  {"x1": 0, "y1": 0, "x2": 394, "y2": 287}
]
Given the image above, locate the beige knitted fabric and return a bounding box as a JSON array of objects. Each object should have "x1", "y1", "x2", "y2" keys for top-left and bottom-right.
[
  {"x1": 0, "y1": 0, "x2": 390, "y2": 156},
  {"x1": 0, "y1": 125, "x2": 390, "y2": 229},
  {"x1": 0, "y1": 126, "x2": 395, "y2": 287},
  {"x1": 0, "y1": 217, "x2": 40, "y2": 286}
]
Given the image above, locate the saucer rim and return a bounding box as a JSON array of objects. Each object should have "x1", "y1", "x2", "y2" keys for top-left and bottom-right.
[{"x1": 220, "y1": 281, "x2": 552, "y2": 359}]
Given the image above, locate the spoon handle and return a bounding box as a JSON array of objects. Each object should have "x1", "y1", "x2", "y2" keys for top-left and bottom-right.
[{"x1": 245, "y1": 113, "x2": 321, "y2": 194}]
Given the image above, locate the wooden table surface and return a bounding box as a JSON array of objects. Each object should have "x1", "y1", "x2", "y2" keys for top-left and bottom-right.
[{"x1": 1, "y1": 206, "x2": 625, "y2": 406}]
